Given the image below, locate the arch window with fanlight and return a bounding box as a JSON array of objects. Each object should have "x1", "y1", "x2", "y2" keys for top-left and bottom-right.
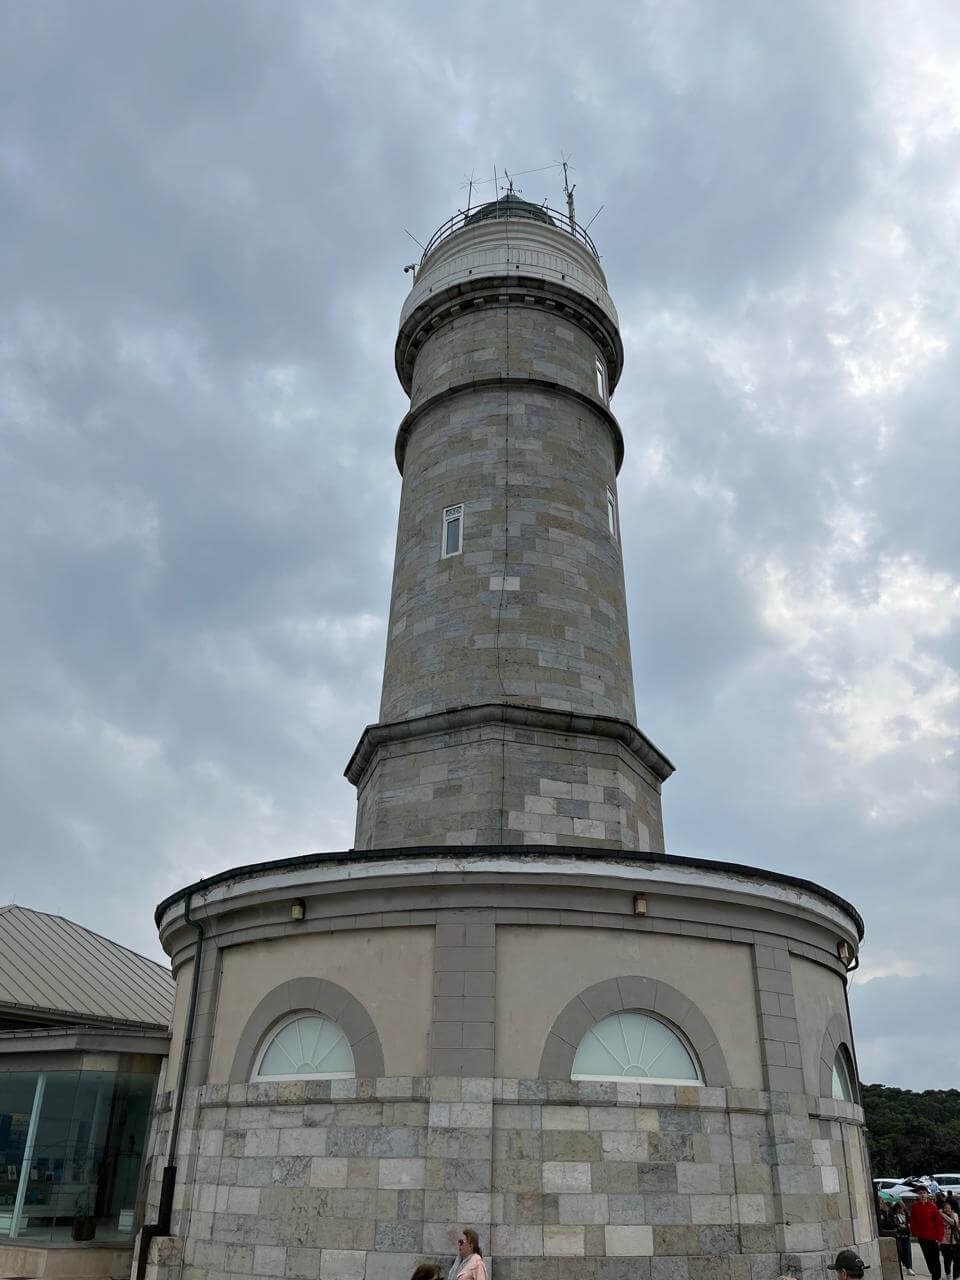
[
  {"x1": 831, "y1": 1046, "x2": 856, "y2": 1102},
  {"x1": 571, "y1": 1011, "x2": 702, "y2": 1083},
  {"x1": 252, "y1": 1014, "x2": 355, "y2": 1081}
]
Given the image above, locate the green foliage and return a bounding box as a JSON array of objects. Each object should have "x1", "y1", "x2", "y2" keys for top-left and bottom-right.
[{"x1": 862, "y1": 1083, "x2": 960, "y2": 1176}]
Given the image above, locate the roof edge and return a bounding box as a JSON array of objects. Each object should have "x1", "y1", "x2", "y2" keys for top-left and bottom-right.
[{"x1": 155, "y1": 845, "x2": 864, "y2": 940}]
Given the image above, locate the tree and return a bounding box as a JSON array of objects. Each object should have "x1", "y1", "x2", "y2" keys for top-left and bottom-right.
[{"x1": 862, "y1": 1084, "x2": 960, "y2": 1175}]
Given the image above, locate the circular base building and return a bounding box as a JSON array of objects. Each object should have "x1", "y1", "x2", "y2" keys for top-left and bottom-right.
[{"x1": 136, "y1": 197, "x2": 877, "y2": 1280}]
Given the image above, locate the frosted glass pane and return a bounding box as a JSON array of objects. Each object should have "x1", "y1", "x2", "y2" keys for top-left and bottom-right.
[
  {"x1": 832, "y1": 1050, "x2": 854, "y2": 1101},
  {"x1": 257, "y1": 1016, "x2": 354, "y2": 1079},
  {"x1": 571, "y1": 1013, "x2": 700, "y2": 1082}
]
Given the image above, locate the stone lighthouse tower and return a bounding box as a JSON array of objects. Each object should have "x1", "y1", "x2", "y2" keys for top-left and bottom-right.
[
  {"x1": 347, "y1": 194, "x2": 673, "y2": 852},
  {"x1": 142, "y1": 192, "x2": 876, "y2": 1280}
]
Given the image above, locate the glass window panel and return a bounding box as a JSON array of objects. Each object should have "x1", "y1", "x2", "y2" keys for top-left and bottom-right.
[
  {"x1": 832, "y1": 1049, "x2": 855, "y2": 1101},
  {"x1": 0, "y1": 1069, "x2": 155, "y2": 1244},
  {"x1": 571, "y1": 1012, "x2": 700, "y2": 1082},
  {"x1": 444, "y1": 515, "x2": 461, "y2": 556},
  {"x1": 0, "y1": 1071, "x2": 43, "y2": 1240},
  {"x1": 596, "y1": 356, "x2": 607, "y2": 400},
  {"x1": 256, "y1": 1016, "x2": 355, "y2": 1080},
  {"x1": 94, "y1": 1072, "x2": 156, "y2": 1237}
]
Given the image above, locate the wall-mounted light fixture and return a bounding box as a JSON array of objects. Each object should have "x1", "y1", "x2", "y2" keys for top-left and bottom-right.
[
  {"x1": 633, "y1": 894, "x2": 647, "y2": 916},
  {"x1": 290, "y1": 899, "x2": 306, "y2": 922},
  {"x1": 837, "y1": 939, "x2": 855, "y2": 969}
]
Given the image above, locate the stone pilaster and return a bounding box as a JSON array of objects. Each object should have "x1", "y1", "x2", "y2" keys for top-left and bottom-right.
[
  {"x1": 751, "y1": 941, "x2": 803, "y2": 1095},
  {"x1": 430, "y1": 920, "x2": 496, "y2": 1075}
]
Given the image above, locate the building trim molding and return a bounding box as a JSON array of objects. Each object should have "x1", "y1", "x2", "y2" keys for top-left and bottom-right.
[
  {"x1": 394, "y1": 373, "x2": 626, "y2": 474},
  {"x1": 538, "y1": 976, "x2": 731, "y2": 1085},
  {"x1": 228, "y1": 977, "x2": 385, "y2": 1084},
  {"x1": 345, "y1": 701, "x2": 674, "y2": 789},
  {"x1": 395, "y1": 275, "x2": 625, "y2": 398}
]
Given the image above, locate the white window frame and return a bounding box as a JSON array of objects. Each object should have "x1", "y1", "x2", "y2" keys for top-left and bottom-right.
[
  {"x1": 252, "y1": 1012, "x2": 356, "y2": 1082},
  {"x1": 441, "y1": 503, "x2": 464, "y2": 558},
  {"x1": 606, "y1": 487, "x2": 618, "y2": 541},
  {"x1": 596, "y1": 355, "x2": 608, "y2": 402}
]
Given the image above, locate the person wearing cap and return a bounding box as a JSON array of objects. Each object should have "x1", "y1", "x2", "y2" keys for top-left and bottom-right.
[
  {"x1": 827, "y1": 1248, "x2": 870, "y2": 1280},
  {"x1": 911, "y1": 1182, "x2": 945, "y2": 1280}
]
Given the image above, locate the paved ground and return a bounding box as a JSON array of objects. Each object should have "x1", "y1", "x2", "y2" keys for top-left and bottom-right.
[{"x1": 898, "y1": 1245, "x2": 954, "y2": 1278}]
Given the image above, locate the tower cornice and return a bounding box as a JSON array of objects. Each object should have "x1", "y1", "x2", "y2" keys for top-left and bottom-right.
[
  {"x1": 394, "y1": 374, "x2": 626, "y2": 475},
  {"x1": 345, "y1": 701, "x2": 675, "y2": 789},
  {"x1": 395, "y1": 274, "x2": 624, "y2": 397}
]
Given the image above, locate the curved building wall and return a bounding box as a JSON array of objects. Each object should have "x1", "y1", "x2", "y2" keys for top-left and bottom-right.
[
  {"x1": 407, "y1": 306, "x2": 611, "y2": 411},
  {"x1": 790, "y1": 955, "x2": 856, "y2": 1097},
  {"x1": 495, "y1": 926, "x2": 763, "y2": 1086},
  {"x1": 208, "y1": 930, "x2": 434, "y2": 1081},
  {"x1": 139, "y1": 855, "x2": 876, "y2": 1280}
]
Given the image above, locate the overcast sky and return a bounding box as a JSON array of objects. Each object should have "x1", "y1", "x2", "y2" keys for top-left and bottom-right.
[{"x1": 2, "y1": 1, "x2": 958, "y2": 1091}]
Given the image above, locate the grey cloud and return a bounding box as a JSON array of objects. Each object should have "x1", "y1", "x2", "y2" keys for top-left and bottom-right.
[
  {"x1": 851, "y1": 975, "x2": 960, "y2": 1091},
  {"x1": 0, "y1": 1, "x2": 957, "y2": 1089}
]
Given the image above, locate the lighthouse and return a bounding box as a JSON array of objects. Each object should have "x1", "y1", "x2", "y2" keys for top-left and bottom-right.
[
  {"x1": 347, "y1": 193, "x2": 673, "y2": 853},
  {"x1": 142, "y1": 190, "x2": 876, "y2": 1280}
]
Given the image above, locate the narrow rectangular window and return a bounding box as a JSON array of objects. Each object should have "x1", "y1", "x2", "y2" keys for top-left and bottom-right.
[
  {"x1": 442, "y1": 503, "x2": 463, "y2": 557},
  {"x1": 596, "y1": 355, "x2": 607, "y2": 402},
  {"x1": 607, "y1": 487, "x2": 618, "y2": 540}
]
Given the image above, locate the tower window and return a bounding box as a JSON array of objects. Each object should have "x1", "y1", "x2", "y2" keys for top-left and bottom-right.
[
  {"x1": 442, "y1": 503, "x2": 463, "y2": 557},
  {"x1": 606, "y1": 488, "x2": 618, "y2": 541},
  {"x1": 596, "y1": 356, "x2": 608, "y2": 402}
]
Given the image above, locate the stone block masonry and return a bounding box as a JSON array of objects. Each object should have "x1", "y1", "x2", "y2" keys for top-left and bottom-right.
[
  {"x1": 347, "y1": 203, "x2": 674, "y2": 852},
  {"x1": 351, "y1": 713, "x2": 667, "y2": 851},
  {"x1": 379, "y1": 379, "x2": 635, "y2": 727},
  {"x1": 138, "y1": 1078, "x2": 876, "y2": 1280}
]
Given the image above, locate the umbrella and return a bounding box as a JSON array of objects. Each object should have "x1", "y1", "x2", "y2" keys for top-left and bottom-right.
[{"x1": 878, "y1": 1189, "x2": 900, "y2": 1203}]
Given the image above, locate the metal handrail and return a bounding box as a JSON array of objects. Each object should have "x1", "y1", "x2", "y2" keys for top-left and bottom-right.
[{"x1": 419, "y1": 202, "x2": 601, "y2": 265}]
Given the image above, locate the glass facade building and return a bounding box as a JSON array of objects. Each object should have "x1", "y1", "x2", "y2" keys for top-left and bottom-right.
[{"x1": 0, "y1": 1069, "x2": 156, "y2": 1244}]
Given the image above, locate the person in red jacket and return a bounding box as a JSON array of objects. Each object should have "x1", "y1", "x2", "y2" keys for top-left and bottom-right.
[{"x1": 911, "y1": 1184, "x2": 946, "y2": 1280}]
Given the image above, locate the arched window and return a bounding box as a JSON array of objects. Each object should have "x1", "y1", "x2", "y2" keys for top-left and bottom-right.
[
  {"x1": 253, "y1": 1014, "x2": 355, "y2": 1081},
  {"x1": 571, "y1": 1011, "x2": 702, "y2": 1083},
  {"x1": 831, "y1": 1046, "x2": 856, "y2": 1102}
]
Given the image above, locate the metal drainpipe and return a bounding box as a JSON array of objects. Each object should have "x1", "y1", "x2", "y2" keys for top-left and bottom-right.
[
  {"x1": 136, "y1": 893, "x2": 204, "y2": 1280},
  {"x1": 841, "y1": 948, "x2": 877, "y2": 1238}
]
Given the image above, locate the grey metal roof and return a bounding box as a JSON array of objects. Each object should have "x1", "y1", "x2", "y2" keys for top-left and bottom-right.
[{"x1": 0, "y1": 905, "x2": 174, "y2": 1028}]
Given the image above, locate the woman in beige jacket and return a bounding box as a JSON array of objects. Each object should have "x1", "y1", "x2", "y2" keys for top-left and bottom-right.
[{"x1": 446, "y1": 1227, "x2": 486, "y2": 1280}]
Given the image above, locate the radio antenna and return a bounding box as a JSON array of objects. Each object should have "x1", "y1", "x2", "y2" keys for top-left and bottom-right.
[
  {"x1": 561, "y1": 155, "x2": 576, "y2": 231},
  {"x1": 460, "y1": 169, "x2": 476, "y2": 212}
]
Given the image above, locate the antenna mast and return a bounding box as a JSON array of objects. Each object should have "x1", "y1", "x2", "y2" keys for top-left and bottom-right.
[{"x1": 561, "y1": 158, "x2": 577, "y2": 232}]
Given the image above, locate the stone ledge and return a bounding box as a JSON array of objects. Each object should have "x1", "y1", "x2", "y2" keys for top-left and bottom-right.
[
  {"x1": 394, "y1": 373, "x2": 626, "y2": 474},
  {"x1": 155, "y1": 1080, "x2": 867, "y2": 1127},
  {"x1": 396, "y1": 272, "x2": 624, "y2": 396},
  {"x1": 345, "y1": 702, "x2": 674, "y2": 790}
]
